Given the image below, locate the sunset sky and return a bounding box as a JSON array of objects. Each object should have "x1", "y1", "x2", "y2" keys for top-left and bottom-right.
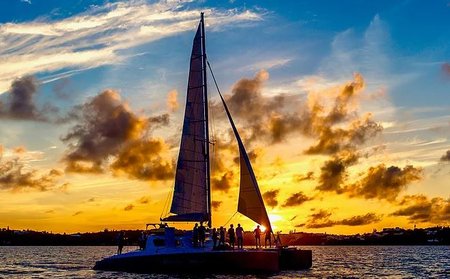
[{"x1": 0, "y1": 0, "x2": 449, "y2": 234}]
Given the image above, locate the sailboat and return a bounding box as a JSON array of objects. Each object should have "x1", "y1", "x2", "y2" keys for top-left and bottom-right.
[{"x1": 94, "y1": 13, "x2": 312, "y2": 274}]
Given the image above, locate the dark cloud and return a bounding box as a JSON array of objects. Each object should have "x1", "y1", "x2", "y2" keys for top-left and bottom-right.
[
  {"x1": 293, "y1": 171, "x2": 314, "y2": 182},
  {"x1": 391, "y1": 195, "x2": 450, "y2": 224},
  {"x1": 338, "y1": 213, "x2": 381, "y2": 226},
  {"x1": 61, "y1": 90, "x2": 173, "y2": 181},
  {"x1": 212, "y1": 200, "x2": 222, "y2": 210},
  {"x1": 0, "y1": 149, "x2": 63, "y2": 192},
  {"x1": 282, "y1": 191, "x2": 313, "y2": 207},
  {"x1": 305, "y1": 116, "x2": 382, "y2": 155},
  {"x1": 347, "y1": 164, "x2": 423, "y2": 201},
  {"x1": 0, "y1": 76, "x2": 44, "y2": 120},
  {"x1": 138, "y1": 196, "x2": 150, "y2": 204},
  {"x1": 440, "y1": 150, "x2": 450, "y2": 162},
  {"x1": 73, "y1": 211, "x2": 83, "y2": 216},
  {"x1": 87, "y1": 197, "x2": 96, "y2": 202},
  {"x1": 263, "y1": 189, "x2": 279, "y2": 208},
  {"x1": 213, "y1": 70, "x2": 302, "y2": 145},
  {"x1": 296, "y1": 210, "x2": 334, "y2": 228},
  {"x1": 297, "y1": 210, "x2": 381, "y2": 228},
  {"x1": 211, "y1": 170, "x2": 234, "y2": 192},
  {"x1": 316, "y1": 151, "x2": 358, "y2": 193},
  {"x1": 124, "y1": 204, "x2": 134, "y2": 211}
]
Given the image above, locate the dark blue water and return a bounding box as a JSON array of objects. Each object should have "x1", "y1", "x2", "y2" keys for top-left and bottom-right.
[{"x1": 0, "y1": 246, "x2": 448, "y2": 278}]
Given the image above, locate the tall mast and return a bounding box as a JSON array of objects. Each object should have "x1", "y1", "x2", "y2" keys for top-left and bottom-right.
[{"x1": 201, "y1": 12, "x2": 212, "y2": 227}]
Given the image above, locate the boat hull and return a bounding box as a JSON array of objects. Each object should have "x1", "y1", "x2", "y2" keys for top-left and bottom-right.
[
  {"x1": 94, "y1": 250, "x2": 280, "y2": 274},
  {"x1": 278, "y1": 247, "x2": 312, "y2": 270}
]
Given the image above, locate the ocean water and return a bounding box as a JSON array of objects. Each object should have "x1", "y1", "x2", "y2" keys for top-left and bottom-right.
[{"x1": 0, "y1": 246, "x2": 448, "y2": 278}]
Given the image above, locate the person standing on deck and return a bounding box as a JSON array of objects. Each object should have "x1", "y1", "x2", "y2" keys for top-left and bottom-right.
[
  {"x1": 265, "y1": 228, "x2": 272, "y2": 248},
  {"x1": 117, "y1": 231, "x2": 125, "y2": 254},
  {"x1": 219, "y1": 226, "x2": 225, "y2": 246},
  {"x1": 212, "y1": 228, "x2": 218, "y2": 248},
  {"x1": 236, "y1": 224, "x2": 244, "y2": 249},
  {"x1": 193, "y1": 223, "x2": 199, "y2": 247},
  {"x1": 228, "y1": 224, "x2": 235, "y2": 249},
  {"x1": 253, "y1": 225, "x2": 261, "y2": 249},
  {"x1": 198, "y1": 222, "x2": 206, "y2": 247}
]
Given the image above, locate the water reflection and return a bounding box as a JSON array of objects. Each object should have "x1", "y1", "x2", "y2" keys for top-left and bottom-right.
[{"x1": 0, "y1": 246, "x2": 448, "y2": 278}]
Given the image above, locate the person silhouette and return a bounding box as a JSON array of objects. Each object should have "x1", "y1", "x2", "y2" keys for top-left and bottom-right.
[
  {"x1": 212, "y1": 228, "x2": 218, "y2": 248},
  {"x1": 253, "y1": 225, "x2": 261, "y2": 249},
  {"x1": 236, "y1": 224, "x2": 244, "y2": 249},
  {"x1": 117, "y1": 231, "x2": 125, "y2": 254},
  {"x1": 198, "y1": 222, "x2": 206, "y2": 247},
  {"x1": 228, "y1": 224, "x2": 235, "y2": 249},
  {"x1": 193, "y1": 223, "x2": 199, "y2": 247},
  {"x1": 265, "y1": 228, "x2": 272, "y2": 248},
  {"x1": 219, "y1": 226, "x2": 225, "y2": 246}
]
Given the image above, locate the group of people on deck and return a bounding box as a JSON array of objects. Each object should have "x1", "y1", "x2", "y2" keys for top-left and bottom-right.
[{"x1": 192, "y1": 223, "x2": 275, "y2": 249}]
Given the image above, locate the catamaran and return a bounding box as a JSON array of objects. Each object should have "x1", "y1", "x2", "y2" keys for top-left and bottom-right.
[{"x1": 94, "y1": 13, "x2": 312, "y2": 274}]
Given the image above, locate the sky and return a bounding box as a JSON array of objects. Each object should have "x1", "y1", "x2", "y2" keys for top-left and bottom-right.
[{"x1": 0, "y1": 0, "x2": 449, "y2": 234}]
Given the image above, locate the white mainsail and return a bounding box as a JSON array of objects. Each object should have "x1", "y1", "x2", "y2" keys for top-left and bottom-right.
[
  {"x1": 164, "y1": 14, "x2": 271, "y2": 231},
  {"x1": 163, "y1": 14, "x2": 210, "y2": 224}
]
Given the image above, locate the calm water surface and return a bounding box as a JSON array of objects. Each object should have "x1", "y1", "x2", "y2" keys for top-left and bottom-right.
[{"x1": 0, "y1": 246, "x2": 448, "y2": 278}]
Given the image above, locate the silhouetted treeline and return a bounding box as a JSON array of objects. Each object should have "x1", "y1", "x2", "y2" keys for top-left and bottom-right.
[
  {"x1": 0, "y1": 229, "x2": 143, "y2": 246},
  {"x1": 0, "y1": 226, "x2": 448, "y2": 246}
]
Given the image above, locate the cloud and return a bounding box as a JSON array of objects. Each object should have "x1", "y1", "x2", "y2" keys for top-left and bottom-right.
[
  {"x1": 124, "y1": 204, "x2": 134, "y2": 211},
  {"x1": 61, "y1": 89, "x2": 174, "y2": 180},
  {"x1": 338, "y1": 213, "x2": 381, "y2": 226},
  {"x1": 297, "y1": 210, "x2": 381, "y2": 228},
  {"x1": 73, "y1": 211, "x2": 83, "y2": 216},
  {"x1": 0, "y1": 1, "x2": 263, "y2": 93},
  {"x1": 167, "y1": 89, "x2": 179, "y2": 112},
  {"x1": 212, "y1": 200, "x2": 222, "y2": 210},
  {"x1": 0, "y1": 146, "x2": 63, "y2": 192},
  {"x1": 293, "y1": 171, "x2": 314, "y2": 182},
  {"x1": 111, "y1": 138, "x2": 174, "y2": 181},
  {"x1": 211, "y1": 170, "x2": 234, "y2": 192},
  {"x1": 282, "y1": 192, "x2": 313, "y2": 207},
  {"x1": 296, "y1": 209, "x2": 334, "y2": 228},
  {"x1": 316, "y1": 151, "x2": 359, "y2": 193},
  {"x1": 442, "y1": 63, "x2": 450, "y2": 78},
  {"x1": 347, "y1": 164, "x2": 423, "y2": 201},
  {"x1": 138, "y1": 196, "x2": 150, "y2": 204},
  {"x1": 216, "y1": 70, "x2": 301, "y2": 144},
  {"x1": 440, "y1": 150, "x2": 450, "y2": 162},
  {"x1": 0, "y1": 75, "x2": 52, "y2": 121},
  {"x1": 391, "y1": 195, "x2": 450, "y2": 224},
  {"x1": 263, "y1": 189, "x2": 279, "y2": 208},
  {"x1": 303, "y1": 73, "x2": 382, "y2": 155}
]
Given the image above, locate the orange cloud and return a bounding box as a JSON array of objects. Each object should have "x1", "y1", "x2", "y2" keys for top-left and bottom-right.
[
  {"x1": 391, "y1": 195, "x2": 450, "y2": 224},
  {"x1": 62, "y1": 89, "x2": 173, "y2": 181},
  {"x1": 297, "y1": 210, "x2": 381, "y2": 228},
  {"x1": 348, "y1": 164, "x2": 423, "y2": 201},
  {"x1": 0, "y1": 147, "x2": 63, "y2": 192},
  {"x1": 166, "y1": 89, "x2": 179, "y2": 112}
]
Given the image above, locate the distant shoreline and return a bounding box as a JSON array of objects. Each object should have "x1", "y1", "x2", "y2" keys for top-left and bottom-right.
[{"x1": 1, "y1": 226, "x2": 448, "y2": 246}]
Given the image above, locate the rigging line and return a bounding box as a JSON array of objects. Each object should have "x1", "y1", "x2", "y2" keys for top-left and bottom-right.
[
  {"x1": 206, "y1": 60, "x2": 224, "y2": 100},
  {"x1": 223, "y1": 211, "x2": 238, "y2": 227}
]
